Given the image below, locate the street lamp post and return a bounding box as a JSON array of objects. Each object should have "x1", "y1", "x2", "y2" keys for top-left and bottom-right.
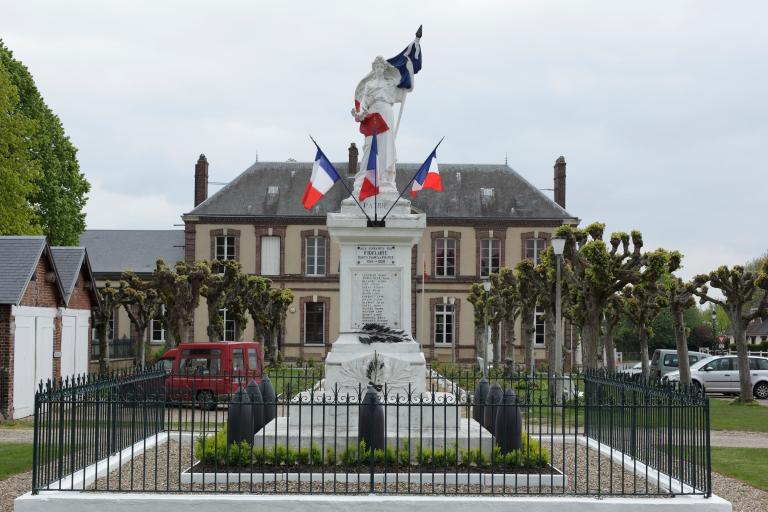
[
  {"x1": 551, "y1": 237, "x2": 566, "y2": 402},
  {"x1": 448, "y1": 296, "x2": 456, "y2": 364},
  {"x1": 482, "y1": 279, "x2": 491, "y2": 378},
  {"x1": 711, "y1": 308, "x2": 718, "y2": 353}
]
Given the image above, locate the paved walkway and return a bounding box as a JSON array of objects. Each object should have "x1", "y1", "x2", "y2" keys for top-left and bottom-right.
[{"x1": 0, "y1": 429, "x2": 33, "y2": 444}]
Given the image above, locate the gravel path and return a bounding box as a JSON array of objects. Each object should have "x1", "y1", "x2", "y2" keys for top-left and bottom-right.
[
  {"x1": 710, "y1": 430, "x2": 768, "y2": 448},
  {"x1": 712, "y1": 471, "x2": 768, "y2": 512},
  {"x1": 0, "y1": 430, "x2": 33, "y2": 444},
  {"x1": 0, "y1": 472, "x2": 31, "y2": 512}
]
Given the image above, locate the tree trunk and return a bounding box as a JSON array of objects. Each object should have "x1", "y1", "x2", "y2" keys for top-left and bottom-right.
[
  {"x1": 672, "y1": 307, "x2": 691, "y2": 385},
  {"x1": 492, "y1": 321, "x2": 501, "y2": 364},
  {"x1": 137, "y1": 325, "x2": 147, "y2": 369},
  {"x1": 639, "y1": 323, "x2": 651, "y2": 380},
  {"x1": 521, "y1": 315, "x2": 535, "y2": 377},
  {"x1": 545, "y1": 315, "x2": 556, "y2": 378},
  {"x1": 731, "y1": 317, "x2": 753, "y2": 403},
  {"x1": 603, "y1": 331, "x2": 616, "y2": 372},
  {"x1": 582, "y1": 312, "x2": 601, "y2": 369},
  {"x1": 271, "y1": 328, "x2": 279, "y2": 366},
  {"x1": 206, "y1": 299, "x2": 222, "y2": 342},
  {"x1": 503, "y1": 320, "x2": 516, "y2": 366},
  {"x1": 97, "y1": 321, "x2": 109, "y2": 375}
]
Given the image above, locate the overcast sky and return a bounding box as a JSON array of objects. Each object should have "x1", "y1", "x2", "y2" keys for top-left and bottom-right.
[{"x1": 2, "y1": 1, "x2": 766, "y2": 279}]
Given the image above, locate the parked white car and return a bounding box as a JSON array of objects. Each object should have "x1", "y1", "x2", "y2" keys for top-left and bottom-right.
[{"x1": 665, "y1": 355, "x2": 768, "y2": 399}]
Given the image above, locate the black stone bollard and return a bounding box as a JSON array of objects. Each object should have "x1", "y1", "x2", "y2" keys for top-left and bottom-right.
[
  {"x1": 494, "y1": 388, "x2": 523, "y2": 453},
  {"x1": 227, "y1": 386, "x2": 254, "y2": 445},
  {"x1": 261, "y1": 376, "x2": 277, "y2": 425},
  {"x1": 473, "y1": 378, "x2": 490, "y2": 426},
  {"x1": 246, "y1": 379, "x2": 265, "y2": 433},
  {"x1": 483, "y1": 383, "x2": 504, "y2": 436},
  {"x1": 358, "y1": 385, "x2": 385, "y2": 451}
]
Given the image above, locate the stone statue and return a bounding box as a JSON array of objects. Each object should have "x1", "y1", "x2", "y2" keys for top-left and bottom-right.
[{"x1": 350, "y1": 28, "x2": 422, "y2": 204}]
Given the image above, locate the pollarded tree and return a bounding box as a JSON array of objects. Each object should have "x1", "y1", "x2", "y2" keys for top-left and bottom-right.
[
  {"x1": 200, "y1": 259, "x2": 246, "y2": 341},
  {"x1": 602, "y1": 294, "x2": 623, "y2": 372},
  {"x1": 468, "y1": 273, "x2": 507, "y2": 365},
  {"x1": 515, "y1": 259, "x2": 540, "y2": 377},
  {"x1": 93, "y1": 282, "x2": 118, "y2": 375},
  {"x1": 622, "y1": 282, "x2": 668, "y2": 379},
  {"x1": 692, "y1": 262, "x2": 768, "y2": 402},
  {"x1": 243, "y1": 276, "x2": 293, "y2": 365},
  {"x1": 555, "y1": 223, "x2": 678, "y2": 369},
  {"x1": 118, "y1": 271, "x2": 162, "y2": 368},
  {"x1": 153, "y1": 259, "x2": 209, "y2": 347},
  {"x1": 492, "y1": 268, "x2": 521, "y2": 365},
  {"x1": 667, "y1": 277, "x2": 696, "y2": 385},
  {"x1": 264, "y1": 288, "x2": 294, "y2": 365}
]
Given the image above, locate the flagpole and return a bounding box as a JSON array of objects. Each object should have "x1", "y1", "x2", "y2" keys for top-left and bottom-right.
[
  {"x1": 309, "y1": 135, "x2": 371, "y2": 222},
  {"x1": 374, "y1": 134, "x2": 378, "y2": 223},
  {"x1": 380, "y1": 136, "x2": 444, "y2": 222},
  {"x1": 420, "y1": 255, "x2": 426, "y2": 351}
]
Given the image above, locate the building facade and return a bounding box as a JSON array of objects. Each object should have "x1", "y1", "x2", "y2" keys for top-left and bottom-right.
[{"x1": 180, "y1": 148, "x2": 578, "y2": 364}]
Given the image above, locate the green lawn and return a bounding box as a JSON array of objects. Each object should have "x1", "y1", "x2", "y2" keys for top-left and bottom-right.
[
  {"x1": 709, "y1": 399, "x2": 768, "y2": 432},
  {"x1": 0, "y1": 443, "x2": 33, "y2": 480},
  {"x1": 711, "y1": 447, "x2": 768, "y2": 491}
]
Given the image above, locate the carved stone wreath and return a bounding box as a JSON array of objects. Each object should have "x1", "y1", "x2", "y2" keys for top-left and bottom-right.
[{"x1": 358, "y1": 323, "x2": 409, "y2": 344}]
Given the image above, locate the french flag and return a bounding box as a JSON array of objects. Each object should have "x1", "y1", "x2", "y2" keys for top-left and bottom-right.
[
  {"x1": 359, "y1": 133, "x2": 380, "y2": 202},
  {"x1": 302, "y1": 146, "x2": 341, "y2": 209},
  {"x1": 411, "y1": 144, "x2": 442, "y2": 198}
]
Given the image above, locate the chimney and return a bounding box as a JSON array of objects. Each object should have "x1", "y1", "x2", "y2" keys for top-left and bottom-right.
[
  {"x1": 554, "y1": 156, "x2": 566, "y2": 209},
  {"x1": 348, "y1": 143, "x2": 358, "y2": 176},
  {"x1": 194, "y1": 154, "x2": 209, "y2": 207}
]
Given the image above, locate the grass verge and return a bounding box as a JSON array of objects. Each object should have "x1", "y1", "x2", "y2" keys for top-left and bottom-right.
[
  {"x1": 709, "y1": 399, "x2": 768, "y2": 432},
  {"x1": 0, "y1": 443, "x2": 33, "y2": 480},
  {"x1": 711, "y1": 447, "x2": 768, "y2": 491}
]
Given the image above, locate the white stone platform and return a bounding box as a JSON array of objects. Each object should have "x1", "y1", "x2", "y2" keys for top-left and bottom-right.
[{"x1": 254, "y1": 415, "x2": 493, "y2": 453}]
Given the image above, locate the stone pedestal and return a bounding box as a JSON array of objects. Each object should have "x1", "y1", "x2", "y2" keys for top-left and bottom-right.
[{"x1": 324, "y1": 198, "x2": 427, "y2": 395}]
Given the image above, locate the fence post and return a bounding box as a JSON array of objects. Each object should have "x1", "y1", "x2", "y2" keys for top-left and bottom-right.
[
  {"x1": 705, "y1": 397, "x2": 711, "y2": 497},
  {"x1": 31, "y1": 387, "x2": 40, "y2": 494}
]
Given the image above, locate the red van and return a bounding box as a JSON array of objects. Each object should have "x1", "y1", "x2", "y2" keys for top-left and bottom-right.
[{"x1": 158, "y1": 341, "x2": 263, "y2": 405}]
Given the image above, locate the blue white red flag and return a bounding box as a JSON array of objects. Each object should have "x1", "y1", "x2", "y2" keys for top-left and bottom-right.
[
  {"x1": 302, "y1": 144, "x2": 341, "y2": 209},
  {"x1": 359, "y1": 134, "x2": 380, "y2": 201},
  {"x1": 411, "y1": 144, "x2": 442, "y2": 198}
]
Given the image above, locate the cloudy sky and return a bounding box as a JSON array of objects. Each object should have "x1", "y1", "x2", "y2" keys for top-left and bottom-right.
[{"x1": 2, "y1": 1, "x2": 766, "y2": 279}]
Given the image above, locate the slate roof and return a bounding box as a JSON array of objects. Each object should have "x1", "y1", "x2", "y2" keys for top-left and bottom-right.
[
  {"x1": 747, "y1": 317, "x2": 768, "y2": 337},
  {"x1": 185, "y1": 162, "x2": 577, "y2": 220},
  {"x1": 79, "y1": 230, "x2": 186, "y2": 276},
  {"x1": 0, "y1": 236, "x2": 48, "y2": 305},
  {"x1": 50, "y1": 247, "x2": 88, "y2": 306}
]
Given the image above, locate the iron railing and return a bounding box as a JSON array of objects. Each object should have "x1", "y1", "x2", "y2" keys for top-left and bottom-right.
[{"x1": 31, "y1": 365, "x2": 711, "y2": 497}]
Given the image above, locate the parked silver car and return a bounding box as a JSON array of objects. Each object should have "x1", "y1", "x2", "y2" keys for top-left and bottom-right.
[
  {"x1": 649, "y1": 349, "x2": 709, "y2": 379},
  {"x1": 665, "y1": 355, "x2": 768, "y2": 398}
]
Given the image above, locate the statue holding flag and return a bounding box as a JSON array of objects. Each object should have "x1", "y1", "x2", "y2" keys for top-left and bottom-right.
[{"x1": 351, "y1": 26, "x2": 422, "y2": 203}]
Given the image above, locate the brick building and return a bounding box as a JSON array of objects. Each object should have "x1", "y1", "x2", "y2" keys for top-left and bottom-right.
[{"x1": 0, "y1": 237, "x2": 97, "y2": 419}]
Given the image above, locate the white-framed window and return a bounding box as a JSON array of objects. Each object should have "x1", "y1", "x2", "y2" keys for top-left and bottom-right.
[
  {"x1": 533, "y1": 306, "x2": 545, "y2": 346},
  {"x1": 525, "y1": 238, "x2": 547, "y2": 264},
  {"x1": 305, "y1": 236, "x2": 327, "y2": 276},
  {"x1": 150, "y1": 318, "x2": 165, "y2": 344},
  {"x1": 261, "y1": 236, "x2": 280, "y2": 275},
  {"x1": 304, "y1": 302, "x2": 325, "y2": 345},
  {"x1": 480, "y1": 238, "x2": 500, "y2": 277},
  {"x1": 434, "y1": 304, "x2": 455, "y2": 345},
  {"x1": 220, "y1": 308, "x2": 236, "y2": 341},
  {"x1": 434, "y1": 238, "x2": 456, "y2": 277},
  {"x1": 215, "y1": 236, "x2": 236, "y2": 261}
]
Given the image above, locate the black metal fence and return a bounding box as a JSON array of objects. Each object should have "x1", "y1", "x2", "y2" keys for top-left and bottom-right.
[{"x1": 31, "y1": 364, "x2": 711, "y2": 497}]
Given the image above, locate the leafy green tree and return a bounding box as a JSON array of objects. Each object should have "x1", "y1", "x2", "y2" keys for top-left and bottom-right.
[
  {"x1": 0, "y1": 40, "x2": 89, "y2": 245},
  {"x1": 93, "y1": 282, "x2": 119, "y2": 374},
  {"x1": 602, "y1": 295, "x2": 623, "y2": 372},
  {"x1": 555, "y1": 223, "x2": 679, "y2": 369},
  {"x1": 153, "y1": 260, "x2": 209, "y2": 347},
  {"x1": 692, "y1": 262, "x2": 768, "y2": 402},
  {"x1": 118, "y1": 272, "x2": 162, "y2": 368},
  {"x1": 0, "y1": 60, "x2": 40, "y2": 235},
  {"x1": 242, "y1": 276, "x2": 293, "y2": 365}
]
